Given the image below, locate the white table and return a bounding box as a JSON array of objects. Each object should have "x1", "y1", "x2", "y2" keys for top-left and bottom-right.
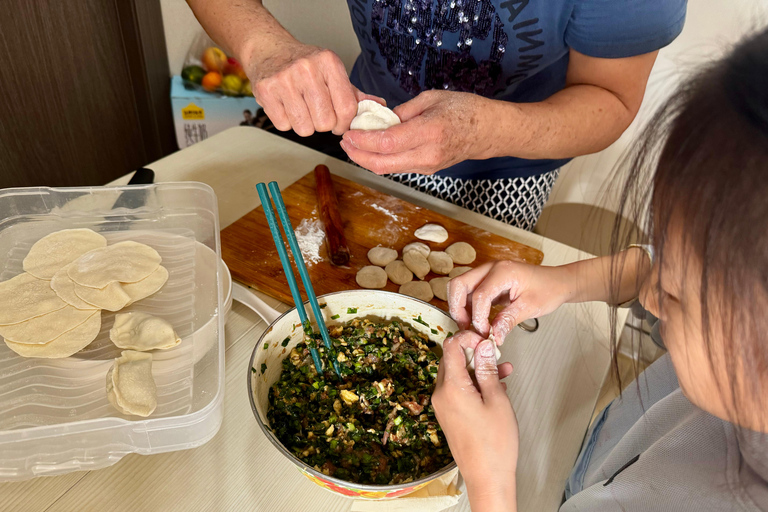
[{"x1": 0, "y1": 127, "x2": 625, "y2": 511}]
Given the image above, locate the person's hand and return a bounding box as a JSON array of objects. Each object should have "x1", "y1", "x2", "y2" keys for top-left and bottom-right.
[
  {"x1": 432, "y1": 331, "x2": 518, "y2": 512},
  {"x1": 448, "y1": 261, "x2": 572, "y2": 342},
  {"x1": 340, "y1": 90, "x2": 497, "y2": 175},
  {"x1": 246, "y1": 41, "x2": 383, "y2": 136}
]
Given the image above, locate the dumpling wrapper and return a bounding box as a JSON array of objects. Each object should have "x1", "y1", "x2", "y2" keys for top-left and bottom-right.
[
  {"x1": 74, "y1": 281, "x2": 130, "y2": 312},
  {"x1": 23, "y1": 228, "x2": 107, "y2": 279},
  {"x1": 349, "y1": 100, "x2": 401, "y2": 131},
  {"x1": 122, "y1": 266, "x2": 169, "y2": 305},
  {"x1": 51, "y1": 264, "x2": 100, "y2": 309},
  {"x1": 110, "y1": 311, "x2": 181, "y2": 351},
  {"x1": 464, "y1": 344, "x2": 502, "y2": 371},
  {"x1": 68, "y1": 241, "x2": 161, "y2": 289},
  {"x1": 3, "y1": 311, "x2": 101, "y2": 358},
  {"x1": 106, "y1": 350, "x2": 157, "y2": 417},
  {"x1": 0, "y1": 273, "x2": 67, "y2": 325},
  {"x1": 0, "y1": 305, "x2": 97, "y2": 344}
]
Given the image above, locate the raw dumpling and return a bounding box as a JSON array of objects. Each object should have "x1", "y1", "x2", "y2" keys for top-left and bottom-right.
[
  {"x1": 367, "y1": 247, "x2": 398, "y2": 267},
  {"x1": 0, "y1": 273, "x2": 67, "y2": 325},
  {"x1": 414, "y1": 224, "x2": 448, "y2": 243},
  {"x1": 449, "y1": 266, "x2": 472, "y2": 279},
  {"x1": 350, "y1": 100, "x2": 401, "y2": 131},
  {"x1": 4, "y1": 311, "x2": 101, "y2": 358},
  {"x1": 68, "y1": 241, "x2": 161, "y2": 288},
  {"x1": 464, "y1": 344, "x2": 502, "y2": 371},
  {"x1": 399, "y1": 281, "x2": 434, "y2": 302},
  {"x1": 122, "y1": 266, "x2": 169, "y2": 305},
  {"x1": 0, "y1": 305, "x2": 97, "y2": 345},
  {"x1": 356, "y1": 265, "x2": 388, "y2": 289},
  {"x1": 430, "y1": 277, "x2": 451, "y2": 302},
  {"x1": 110, "y1": 311, "x2": 181, "y2": 351},
  {"x1": 23, "y1": 228, "x2": 107, "y2": 279},
  {"x1": 403, "y1": 251, "x2": 430, "y2": 280},
  {"x1": 385, "y1": 260, "x2": 413, "y2": 285},
  {"x1": 427, "y1": 251, "x2": 453, "y2": 275},
  {"x1": 402, "y1": 242, "x2": 430, "y2": 258},
  {"x1": 445, "y1": 242, "x2": 476, "y2": 265},
  {"x1": 107, "y1": 350, "x2": 157, "y2": 417}
]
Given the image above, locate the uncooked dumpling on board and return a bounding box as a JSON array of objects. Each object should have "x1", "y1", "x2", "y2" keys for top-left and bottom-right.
[
  {"x1": 110, "y1": 311, "x2": 181, "y2": 351},
  {"x1": 0, "y1": 273, "x2": 67, "y2": 325},
  {"x1": 399, "y1": 281, "x2": 434, "y2": 302},
  {"x1": 427, "y1": 251, "x2": 453, "y2": 275},
  {"x1": 68, "y1": 241, "x2": 162, "y2": 289},
  {"x1": 367, "y1": 247, "x2": 398, "y2": 267},
  {"x1": 3, "y1": 311, "x2": 102, "y2": 358},
  {"x1": 402, "y1": 242, "x2": 430, "y2": 258},
  {"x1": 356, "y1": 265, "x2": 388, "y2": 289},
  {"x1": 414, "y1": 224, "x2": 448, "y2": 243},
  {"x1": 107, "y1": 350, "x2": 157, "y2": 417},
  {"x1": 445, "y1": 242, "x2": 476, "y2": 265},
  {"x1": 403, "y1": 251, "x2": 430, "y2": 280},
  {"x1": 430, "y1": 277, "x2": 451, "y2": 302},
  {"x1": 385, "y1": 260, "x2": 413, "y2": 285},
  {"x1": 350, "y1": 100, "x2": 401, "y2": 131},
  {"x1": 22, "y1": 228, "x2": 107, "y2": 279}
]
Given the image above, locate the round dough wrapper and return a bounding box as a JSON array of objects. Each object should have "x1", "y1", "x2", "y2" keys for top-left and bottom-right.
[
  {"x1": 107, "y1": 350, "x2": 157, "y2": 417},
  {"x1": 123, "y1": 266, "x2": 169, "y2": 305},
  {"x1": 385, "y1": 260, "x2": 413, "y2": 285},
  {"x1": 430, "y1": 277, "x2": 451, "y2": 302},
  {"x1": 367, "y1": 247, "x2": 398, "y2": 267},
  {"x1": 110, "y1": 311, "x2": 181, "y2": 351},
  {"x1": 356, "y1": 266, "x2": 388, "y2": 289},
  {"x1": 449, "y1": 266, "x2": 472, "y2": 279},
  {"x1": 4, "y1": 311, "x2": 101, "y2": 358},
  {"x1": 464, "y1": 344, "x2": 502, "y2": 371},
  {"x1": 445, "y1": 242, "x2": 476, "y2": 265},
  {"x1": 399, "y1": 281, "x2": 434, "y2": 302},
  {"x1": 23, "y1": 228, "x2": 107, "y2": 279},
  {"x1": 0, "y1": 273, "x2": 67, "y2": 325},
  {"x1": 68, "y1": 241, "x2": 162, "y2": 289},
  {"x1": 74, "y1": 281, "x2": 130, "y2": 312},
  {"x1": 403, "y1": 251, "x2": 430, "y2": 280},
  {"x1": 0, "y1": 305, "x2": 98, "y2": 344},
  {"x1": 51, "y1": 264, "x2": 98, "y2": 309},
  {"x1": 402, "y1": 242, "x2": 430, "y2": 258},
  {"x1": 350, "y1": 100, "x2": 401, "y2": 131},
  {"x1": 414, "y1": 224, "x2": 448, "y2": 243},
  {"x1": 427, "y1": 251, "x2": 453, "y2": 275}
]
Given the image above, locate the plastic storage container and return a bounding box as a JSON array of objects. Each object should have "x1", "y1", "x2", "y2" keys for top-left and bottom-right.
[{"x1": 0, "y1": 183, "x2": 225, "y2": 481}]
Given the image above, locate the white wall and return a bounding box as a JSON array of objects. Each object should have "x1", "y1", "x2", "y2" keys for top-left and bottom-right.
[{"x1": 159, "y1": 0, "x2": 361, "y2": 75}]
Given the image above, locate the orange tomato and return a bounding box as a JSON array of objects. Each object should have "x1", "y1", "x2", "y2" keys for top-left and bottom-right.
[
  {"x1": 201, "y1": 72, "x2": 223, "y2": 92},
  {"x1": 201, "y1": 47, "x2": 227, "y2": 73}
]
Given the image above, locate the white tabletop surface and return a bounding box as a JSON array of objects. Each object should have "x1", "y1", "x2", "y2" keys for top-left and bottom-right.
[{"x1": 0, "y1": 127, "x2": 625, "y2": 511}]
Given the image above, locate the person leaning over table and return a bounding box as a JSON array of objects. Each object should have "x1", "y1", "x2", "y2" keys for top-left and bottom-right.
[
  {"x1": 433, "y1": 28, "x2": 768, "y2": 512},
  {"x1": 187, "y1": 0, "x2": 687, "y2": 231}
]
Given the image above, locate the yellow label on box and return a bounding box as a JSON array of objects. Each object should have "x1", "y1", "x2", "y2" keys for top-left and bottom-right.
[{"x1": 182, "y1": 103, "x2": 205, "y2": 120}]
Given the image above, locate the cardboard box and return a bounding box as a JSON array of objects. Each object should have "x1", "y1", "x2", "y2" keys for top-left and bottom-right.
[{"x1": 170, "y1": 76, "x2": 260, "y2": 148}]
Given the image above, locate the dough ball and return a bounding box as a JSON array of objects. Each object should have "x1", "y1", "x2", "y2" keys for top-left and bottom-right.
[
  {"x1": 23, "y1": 228, "x2": 107, "y2": 279},
  {"x1": 399, "y1": 281, "x2": 434, "y2": 302},
  {"x1": 427, "y1": 251, "x2": 453, "y2": 275},
  {"x1": 110, "y1": 311, "x2": 181, "y2": 351},
  {"x1": 402, "y1": 242, "x2": 430, "y2": 258},
  {"x1": 367, "y1": 246, "x2": 398, "y2": 266},
  {"x1": 0, "y1": 272, "x2": 67, "y2": 325},
  {"x1": 449, "y1": 266, "x2": 472, "y2": 279},
  {"x1": 430, "y1": 277, "x2": 451, "y2": 301},
  {"x1": 403, "y1": 251, "x2": 430, "y2": 280},
  {"x1": 4, "y1": 311, "x2": 101, "y2": 359},
  {"x1": 107, "y1": 350, "x2": 157, "y2": 417},
  {"x1": 445, "y1": 242, "x2": 476, "y2": 265},
  {"x1": 356, "y1": 265, "x2": 388, "y2": 289},
  {"x1": 349, "y1": 100, "x2": 401, "y2": 131},
  {"x1": 385, "y1": 260, "x2": 413, "y2": 285},
  {"x1": 414, "y1": 224, "x2": 448, "y2": 243},
  {"x1": 68, "y1": 241, "x2": 161, "y2": 289},
  {"x1": 464, "y1": 343, "x2": 502, "y2": 371}
]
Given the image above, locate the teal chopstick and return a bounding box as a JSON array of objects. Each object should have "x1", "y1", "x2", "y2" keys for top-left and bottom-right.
[
  {"x1": 256, "y1": 183, "x2": 324, "y2": 376},
  {"x1": 267, "y1": 181, "x2": 343, "y2": 378}
]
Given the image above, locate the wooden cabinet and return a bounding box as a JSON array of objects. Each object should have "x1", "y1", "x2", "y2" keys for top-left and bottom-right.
[{"x1": 0, "y1": 0, "x2": 175, "y2": 188}]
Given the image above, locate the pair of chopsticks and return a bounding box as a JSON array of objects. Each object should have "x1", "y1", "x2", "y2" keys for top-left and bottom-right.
[{"x1": 256, "y1": 182, "x2": 343, "y2": 379}]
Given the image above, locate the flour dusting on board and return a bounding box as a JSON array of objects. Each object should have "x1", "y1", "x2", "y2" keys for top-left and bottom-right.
[
  {"x1": 371, "y1": 203, "x2": 400, "y2": 222},
  {"x1": 294, "y1": 218, "x2": 325, "y2": 265}
]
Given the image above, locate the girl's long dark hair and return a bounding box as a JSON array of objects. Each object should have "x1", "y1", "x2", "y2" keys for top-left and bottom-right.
[{"x1": 609, "y1": 27, "x2": 768, "y2": 430}]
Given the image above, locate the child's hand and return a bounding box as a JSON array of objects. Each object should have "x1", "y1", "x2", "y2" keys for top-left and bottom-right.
[
  {"x1": 448, "y1": 261, "x2": 571, "y2": 341},
  {"x1": 432, "y1": 331, "x2": 518, "y2": 512}
]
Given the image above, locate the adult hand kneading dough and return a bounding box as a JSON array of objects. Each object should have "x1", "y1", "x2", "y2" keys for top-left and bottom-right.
[{"x1": 350, "y1": 100, "x2": 401, "y2": 131}]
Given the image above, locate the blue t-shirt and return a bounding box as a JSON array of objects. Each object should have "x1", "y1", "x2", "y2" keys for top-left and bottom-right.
[{"x1": 346, "y1": 0, "x2": 687, "y2": 180}]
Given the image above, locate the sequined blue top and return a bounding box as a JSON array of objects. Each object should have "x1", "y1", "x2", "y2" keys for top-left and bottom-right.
[{"x1": 347, "y1": 0, "x2": 687, "y2": 179}]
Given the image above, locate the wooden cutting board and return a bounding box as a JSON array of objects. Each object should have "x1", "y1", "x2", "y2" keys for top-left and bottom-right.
[{"x1": 221, "y1": 172, "x2": 543, "y2": 309}]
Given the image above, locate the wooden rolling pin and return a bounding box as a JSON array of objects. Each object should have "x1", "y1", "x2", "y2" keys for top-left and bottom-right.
[{"x1": 314, "y1": 165, "x2": 350, "y2": 266}]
